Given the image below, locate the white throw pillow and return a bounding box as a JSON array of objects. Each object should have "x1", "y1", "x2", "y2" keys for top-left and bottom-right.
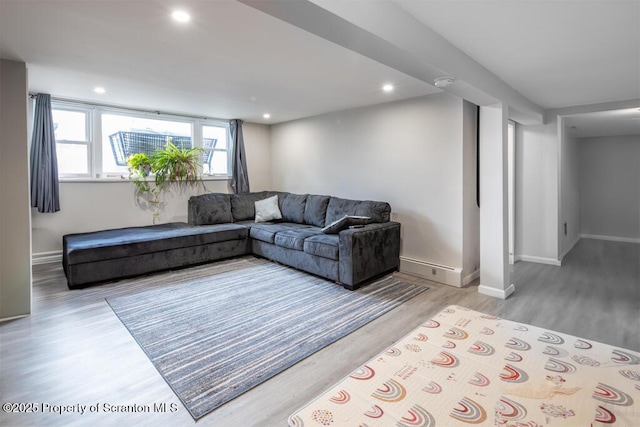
[{"x1": 254, "y1": 195, "x2": 283, "y2": 223}]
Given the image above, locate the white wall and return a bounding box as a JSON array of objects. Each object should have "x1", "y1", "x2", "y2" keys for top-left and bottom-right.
[
  {"x1": 31, "y1": 122, "x2": 271, "y2": 257},
  {"x1": 579, "y1": 135, "x2": 640, "y2": 241},
  {"x1": 0, "y1": 59, "x2": 32, "y2": 319},
  {"x1": 516, "y1": 116, "x2": 639, "y2": 263},
  {"x1": 243, "y1": 122, "x2": 272, "y2": 191},
  {"x1": 515, "y1": 118, "x2": 559, "y2": 263},
  {"x1": 559, "y1": 128, "x2": 581, "y2": 258},
  {"x1": 462, "y1": 100, "x2": 480, "y2": 280},
  {"x1": 271, "y1": 93, "x2": 478, "y2": 280},
  {"x1": 31, "y1": 182, "x2": 215, "y2": 257}
]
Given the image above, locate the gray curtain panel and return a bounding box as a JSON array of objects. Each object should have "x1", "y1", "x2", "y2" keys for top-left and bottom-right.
[
  {"x1": 30, "y1": 93, "x2": 60, "y2": 213},
  {"x1": 230, "y1": 119, "x2": 250, "y2": 194}
]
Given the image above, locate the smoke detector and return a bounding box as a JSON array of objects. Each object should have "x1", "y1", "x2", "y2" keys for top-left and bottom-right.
[{"x1": 434, "y1": 76, "x2": 455, "y2": 88}]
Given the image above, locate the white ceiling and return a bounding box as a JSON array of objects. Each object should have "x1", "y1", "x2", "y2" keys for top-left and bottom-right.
[
  {"x1": 1, "y1": 0, "x2": 639, "y2": 135},
  {"x1": 396, "y1": 0, "x2": 639, "y2": 110},
  {"x1": 0, "y1": 0, "x2": 439, "y2": 123},
  {"x1": 564, "y1": 108, "x2": 640, "y2": 138}
]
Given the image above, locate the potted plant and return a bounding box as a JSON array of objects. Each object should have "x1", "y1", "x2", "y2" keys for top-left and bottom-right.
[
  {"x1": 126, "y1": 142, "x2": 205, "y2": 223},
  {"x1": 151, "y1": 142, "x2": 204, "y2": 189},
  {"x1": 127, "y1": 152, "x2": 152, "y2": 177}
]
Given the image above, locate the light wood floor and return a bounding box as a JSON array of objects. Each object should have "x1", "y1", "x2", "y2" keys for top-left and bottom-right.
[{"x1": 1, "y1": 238, "x2": 638, "y2": 426}]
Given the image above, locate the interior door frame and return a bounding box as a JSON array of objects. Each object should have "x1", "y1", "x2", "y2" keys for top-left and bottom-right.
[{"x1": 508, "y1": 120, "x2": 515, "y2": 265}]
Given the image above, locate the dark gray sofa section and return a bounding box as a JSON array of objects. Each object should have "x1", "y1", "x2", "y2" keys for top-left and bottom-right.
[
  {"x1": 188, "y1": 191, "x2": 400, "y2": 290},
  {"x1": 63, "y1": 191, "x2": 400, "y2": 290},
  {"x1": 63, "y1": 223, "x2": 248, "y2": 289}
]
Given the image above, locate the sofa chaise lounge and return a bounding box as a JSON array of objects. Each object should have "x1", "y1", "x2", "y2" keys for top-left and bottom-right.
[{"x1": 62, "y1": 191, "x2": 401, "y2": 290}]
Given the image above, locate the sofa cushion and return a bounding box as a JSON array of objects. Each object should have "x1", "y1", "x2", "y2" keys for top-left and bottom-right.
[
  {"x1": 325, "y1": 197, "x2": 391, "y2": 224},
  {"x1": 304, "y1": 234, "x2": 339, "y2": 260},
  {"x1": 188, "y1": 193, "x2": 233, "y2": 225},
  {"x1": 249, "y1": 223, "x2": 279, "y2": 244},
  {"x1": 274, "y1": 229, "x2": 322, "y2": 251},
  {"x1": 64, "y1": 222, "x2": 248, "y2": 265},
  {"x1": 249, "y1": 223, "x2": 312, "y2": 244},
  {"x1": 255, "y1": 195, "x2": 283, "y2": 223},
  {"x1": 304, "y1": 195, "x2": 331, "y2": 227},
  {"x1": 231, "y1": 191, "x2": 273, "y2": 221},
  {"x1": 279, "y1": 193, "x2": 307, "y2": 223}
]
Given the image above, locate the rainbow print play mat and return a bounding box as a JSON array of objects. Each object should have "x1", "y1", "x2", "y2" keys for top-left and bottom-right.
[{"x1": 289, "y1": 305, "x2": 639, "y2": 426}]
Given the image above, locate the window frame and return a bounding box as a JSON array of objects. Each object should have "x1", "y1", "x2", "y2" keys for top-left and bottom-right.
[
  {"x1": 49, "y1": 100, "x2": 232, "y2": 181},
  {"x1": 98, "y1": 109, "x2": 196, "y2": 178},
  {"x1": 51, "y1": 104, "x2": 93, "y2": 178},
  {"x1": 200, "y1": 123, "x2": 233, "y2": 177}
]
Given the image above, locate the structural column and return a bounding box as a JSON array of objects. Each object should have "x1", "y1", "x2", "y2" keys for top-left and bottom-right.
[
  {"x1": 478, "y1": 103, "x2": 514, "y2": 299},
  {"x1": 0, "y1": 59, "x2": 32, "y2": 319}
]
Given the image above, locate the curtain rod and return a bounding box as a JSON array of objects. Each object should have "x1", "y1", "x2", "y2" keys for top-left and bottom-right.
[{"x1": 28, "y1": 92, "x2": 227, "y2": 122}]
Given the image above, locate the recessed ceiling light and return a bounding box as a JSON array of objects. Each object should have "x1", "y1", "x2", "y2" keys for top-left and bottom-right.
[
  {"x1": 263, "y1": 113, "x2": 271, "y2": 119},
  {"x1": 94, "y1": 87, "x2": 106, "y2": 94},
  {"x1": 382, "y1": 84, "x2": 394, "y2": 92},
  {"x1": 172, "y1": 10, "x2": 191, "y2": 23}
]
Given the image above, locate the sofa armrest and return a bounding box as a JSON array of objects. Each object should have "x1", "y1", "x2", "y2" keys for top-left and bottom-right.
[{"x1": 338, "y1": 222, "x2": 400, "y2": 289}]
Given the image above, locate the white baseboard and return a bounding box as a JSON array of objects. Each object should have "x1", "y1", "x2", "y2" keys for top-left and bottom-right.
[
  {"x1": 32, "y1": 251, "x2": 63, "y2": 265},
  {"x1": 559, "y1": 235, "x2": 581, "y2": 261},
  {"x1": 462, "y1": 269, "x2": 480, "y2": 286},
  {"x1": 399, "y1": 257, "x2": 463, "y2": 287},
  {"x1": 478, "y1": 283, "x2": 516, "y2": 300},
  {"x1": 0, "y1": 314, "x2": 29, "y2": 323},
  {"x1": 581, "y1": 234, "x2": 640, "y2": 244},
  {"x1": 515, "y1": 254, "x2": 561, "y2": 266}
]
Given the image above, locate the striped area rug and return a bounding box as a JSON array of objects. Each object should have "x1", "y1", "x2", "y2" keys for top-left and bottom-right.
[{"x1": 106, "y1": 257, "x2": 427, "y2": 420}]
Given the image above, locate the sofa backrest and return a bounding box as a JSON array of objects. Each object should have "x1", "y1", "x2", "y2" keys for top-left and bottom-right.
[
  {"x1": 230, "y1": 191, "x2": 279, "y2": 221},
  {"x1": 325, "y1": 197, "x2": 391, "y2": 225},
  {"x1": 303, "y1": 195, "x2": 331, "y2": 227},
  {"x1": 188, "y1": 193, "x2": 233, "y2": 225},
  {"x1": 189, "y1": 192, "x2": 391, "y2": 227},
  {"x1": 278, "y1": 193, "x2": 307, "y2": 223}
]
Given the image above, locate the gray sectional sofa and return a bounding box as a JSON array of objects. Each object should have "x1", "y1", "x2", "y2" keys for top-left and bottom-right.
[{"x1": 63, "y1": 191, "x2": 400, "y2": 290}]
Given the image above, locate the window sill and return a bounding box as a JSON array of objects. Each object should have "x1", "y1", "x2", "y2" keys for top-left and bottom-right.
[{"x1": 59, "y1": 176, "x2": 231, "y2": 183}]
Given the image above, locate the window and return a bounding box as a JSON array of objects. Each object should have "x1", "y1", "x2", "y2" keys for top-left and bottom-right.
[
  {"x1": 202, "y1": 125, "x2": 230, "y2": 175},
  {"x1": 50, "y1": 100, "x2": 231, "y2": 179},
  {"x1": 101, "y1": 113, "x2": 193, "y2": 176},
  {"x1": 52, "y1": 108, "x2": 91, "y2": 177}
]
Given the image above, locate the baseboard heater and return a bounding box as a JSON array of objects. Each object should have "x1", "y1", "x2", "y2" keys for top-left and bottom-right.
[{"x1": 399, "y1": 256, "x2": 463, "y2": 288}]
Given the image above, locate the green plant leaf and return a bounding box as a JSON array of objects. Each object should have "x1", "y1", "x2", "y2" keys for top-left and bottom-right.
[{"x1": 150, "y1": 142, "x2": 204, "y2": 187}]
